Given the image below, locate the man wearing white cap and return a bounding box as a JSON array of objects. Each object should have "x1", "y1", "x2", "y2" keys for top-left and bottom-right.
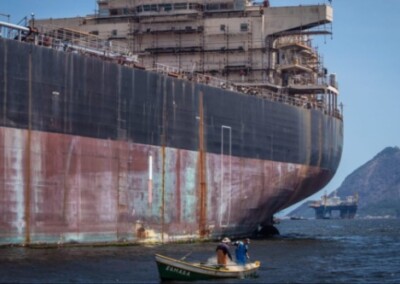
[
  {"x1": 215, "y1": 237, "x2": 232, "y2": 268},
  {"x1": 232, "y1": 238, "x2": 250, "y2": 265}
]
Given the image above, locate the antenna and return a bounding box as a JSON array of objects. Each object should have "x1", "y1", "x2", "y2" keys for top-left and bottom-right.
[
  {"x1": 0, "y1": 13, "x2": 10, "y2": 23},
  {"x1": 31, "y1": 13, "x2": 35, "y2": 28}
]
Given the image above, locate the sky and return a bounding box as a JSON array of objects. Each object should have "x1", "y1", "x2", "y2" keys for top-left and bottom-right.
[{"x1": 1, "y1": 0, "x2": 399, "y2": 212}]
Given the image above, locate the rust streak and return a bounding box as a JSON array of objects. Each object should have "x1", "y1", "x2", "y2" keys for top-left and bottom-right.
[
  {"x1": 176, "y1": 150, "x2": 181, "y2": 222},
  {"x1": 198, "y1": 91, "x2": 207, "y2": 238},
  {"x1": 318, "y1": 116, "x2": 323, "y2": 167},
  {"x1": 62, "y1": 57, "x2": 72, "y2": 223},
  {"x1": 116, "y1": 142, "x2": 121, "y2": 239},
  {"x1": 24, "y1": 53, "x2": 33, "y2": 245},
  {"x1": 160, "y1": 77, "x2": 168, "y2": 243},
  {"x1": 161, "y1": 145, "x2": 166, "y2": 242},
  {"x1": 2, "y1": 42, "x2": 7, "y2": 123}
]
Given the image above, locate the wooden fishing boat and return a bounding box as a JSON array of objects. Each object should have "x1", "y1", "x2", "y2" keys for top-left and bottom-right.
[{"x1": 155, "y1": 254, "x2": 260, "y2": 281}]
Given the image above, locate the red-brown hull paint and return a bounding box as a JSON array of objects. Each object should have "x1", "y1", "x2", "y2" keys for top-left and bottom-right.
[{"x1": 0, "y1": 126, "x2": 332, "y2": 245}]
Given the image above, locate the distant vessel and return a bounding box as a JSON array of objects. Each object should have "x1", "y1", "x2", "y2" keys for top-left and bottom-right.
[
  {"x1": 0, "y1": 0, "x2": 342, "y2": 246},
  {"x1": 309, "y1": 192, "x2": 358, "y2": 219}
]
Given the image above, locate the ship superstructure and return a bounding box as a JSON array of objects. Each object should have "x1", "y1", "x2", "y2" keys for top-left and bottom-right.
[
  {"x1": 0, "y1": 0, "x2": 343, "y2": 246},
  {"x1": 36, "y1": 0, "x2": 339, "y2": 110}
]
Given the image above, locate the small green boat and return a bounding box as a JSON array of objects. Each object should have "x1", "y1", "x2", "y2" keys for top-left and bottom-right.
[{"x1": 155, "y1": 254, "x2": 260, "y2": 281}]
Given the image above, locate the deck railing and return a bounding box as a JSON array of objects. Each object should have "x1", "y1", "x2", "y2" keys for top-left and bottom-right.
[{"x1": 153, "y1": 64, "x2": 342, "y2": 120}]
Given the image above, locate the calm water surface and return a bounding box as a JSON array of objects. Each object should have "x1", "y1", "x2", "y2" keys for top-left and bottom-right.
[{"x1": 1, "y1": 219, "x2": 399, "y2": 283}]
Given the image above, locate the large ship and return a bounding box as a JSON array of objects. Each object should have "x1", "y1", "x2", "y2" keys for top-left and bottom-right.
[{"x1": 0, "y1": 0, "x2": 343, "y2": 246}]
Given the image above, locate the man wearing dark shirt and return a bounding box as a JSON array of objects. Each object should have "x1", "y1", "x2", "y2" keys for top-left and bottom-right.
[{"x1": 216, "y1": 237, "x2": 232, "y2": 268}]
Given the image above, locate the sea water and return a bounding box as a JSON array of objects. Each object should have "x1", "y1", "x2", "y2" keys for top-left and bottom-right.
[{"x1": 0, "y1": 218, "x2": 399, "y2": 283}]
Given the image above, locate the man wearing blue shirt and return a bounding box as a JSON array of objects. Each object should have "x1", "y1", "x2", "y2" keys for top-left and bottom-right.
[{"x1": 233, "y1": 238, "x2": 250, "y2": 265}]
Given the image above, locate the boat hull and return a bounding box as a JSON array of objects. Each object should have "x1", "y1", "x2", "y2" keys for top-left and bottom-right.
[
  {"x1": 0, "y1": 38, "x2": 343, "y2": 245},
  {"x1": 155, "y1": 254, "x2": 260, "y2": 281}
]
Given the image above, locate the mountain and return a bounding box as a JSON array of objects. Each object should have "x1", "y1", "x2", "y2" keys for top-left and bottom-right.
[{"x1": 289, "y1": 146, "x2": 400, "y2": 218}]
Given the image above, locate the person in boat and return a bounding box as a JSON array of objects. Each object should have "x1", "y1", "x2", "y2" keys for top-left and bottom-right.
[
  {"x1": 216, "y1": 237, "x2": 233, "y2": 268},
  {"x1": 232, "y1": 238, "x2": 250, "y2": 265}
]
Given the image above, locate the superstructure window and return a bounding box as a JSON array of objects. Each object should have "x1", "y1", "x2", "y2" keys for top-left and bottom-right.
[
  {"x1": 206, "y1": 4, "x2": 219, "y2": 10},
  {"x1": 159, "y1": 4, "x2": 172, "y2": 11},
  {"x1": 174, "y1": 3, "x2": 188, "y2": 10},
  {"x1": 220, "y1": 24, "x2": 226, "y2": 31},
  {"x1": 110, "y1": 9, "x2": 118, "y2": 16},
  {"x1": 98, "y1": 9, "x2": 109, "y2": 16},
  {"x1": 220, "y1": 3, "x2": 231, "y2": 9},
  {"x1": 135, "y1": 2, "x2": 200, "y2": 14},
  {"x1": 189, "y1": 3, "x2": 200, "y2": 10},
  {"x1": 205, "y1": 3, "x2": 233, "y2": 11},
  {"x1": 240, "y1": 23, "x2": 248, "y2": 31},
  {"x1": 143, "y1": 5, "x2": 158, "y2": 12}
]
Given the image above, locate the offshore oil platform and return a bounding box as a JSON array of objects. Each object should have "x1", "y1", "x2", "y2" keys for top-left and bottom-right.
[{"x1": 309, "y1": 192, "x2": 358, "y2": 219}]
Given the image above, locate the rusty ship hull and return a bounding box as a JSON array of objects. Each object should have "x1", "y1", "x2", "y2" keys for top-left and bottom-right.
[{"x1": 0, "y1": 38, "x2": 342, "y2": 245}]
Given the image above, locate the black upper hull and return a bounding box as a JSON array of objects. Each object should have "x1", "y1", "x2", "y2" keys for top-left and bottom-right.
[{"x1": 0, "y1": 38, "x2": 342, "y2": 171}]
